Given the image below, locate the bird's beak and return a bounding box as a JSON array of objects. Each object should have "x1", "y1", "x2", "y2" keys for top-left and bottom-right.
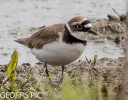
[{"x1": 88, "y1": 29, "x2": 97, "y2": 35}]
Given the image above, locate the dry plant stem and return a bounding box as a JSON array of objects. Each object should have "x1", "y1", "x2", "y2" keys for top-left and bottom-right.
[
  {"x1": 1, "y1": 75, "x2": 13, "y2": 91},
  {"x1": 38, "y1": 25, "x2": 45, "y2": 29},
  {"x1": 112, "y1": 8, "x2": 120, "y2": 17},
  {"x1": 118, "y1": 12, "x2": 128, "y2": 100},
  {"x1": 85, "y1": 56, "x2": 91, "y2": 64},
  {"x1": 20, "y1": 79, "x2": 33, "y2": 92},
  {"x1": 112, "y1": 8, "x2": 126, "y2": 22},
  {"x1": 31, "y1": 66, "x2": 49, "y2": 100}
]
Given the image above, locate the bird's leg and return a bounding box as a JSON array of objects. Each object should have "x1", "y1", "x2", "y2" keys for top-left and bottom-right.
[
  {"x1": 44, "y1": 63, "x2": 52, "y2": 82},
  {"x1": 62, "y1": 66, "x2": 65, "y2": 76},
  {"x1": 60, "y1": 66, "x2": 65, "y2": 82},
  {"x1": 44, "y1": 63, "x2": 49, "y2": 77}
]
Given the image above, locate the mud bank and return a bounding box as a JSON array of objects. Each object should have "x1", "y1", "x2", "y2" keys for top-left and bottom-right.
[{"x1": 0, "y1": 57, "x2": 125, "y2": 86}]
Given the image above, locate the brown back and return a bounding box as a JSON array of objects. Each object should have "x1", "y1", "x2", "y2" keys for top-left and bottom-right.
[{"x1": 16, "y1": 24, "x2": 65, "y2": 49}]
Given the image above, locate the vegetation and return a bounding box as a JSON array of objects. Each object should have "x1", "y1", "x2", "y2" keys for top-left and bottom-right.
[{"x1": 0, "y1": 51, "x2": 124, "y2": 100}]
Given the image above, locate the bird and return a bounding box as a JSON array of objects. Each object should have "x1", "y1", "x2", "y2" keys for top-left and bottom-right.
[{"x1": 15, "y1": 16, "x2": 97, "y2": 77}]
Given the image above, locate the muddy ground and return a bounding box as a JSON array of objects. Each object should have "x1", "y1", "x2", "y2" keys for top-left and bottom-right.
[{"x1": 0, "y1": 57, "x2": 125, "y2": 88}]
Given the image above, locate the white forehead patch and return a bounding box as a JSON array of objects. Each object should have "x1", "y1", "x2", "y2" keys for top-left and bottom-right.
[
  {"x1": 84, "y1": 18, "x2": 88, "y2": 20},
  {"x1": 84, "y1": 23, "x2": 91, "y2": 28},
  {"x1": 71, "y1": 18, "x2": 89, "y2": 26},
  {"x1": 71, "y1": 22, "x2": 82, "y2": 26}
]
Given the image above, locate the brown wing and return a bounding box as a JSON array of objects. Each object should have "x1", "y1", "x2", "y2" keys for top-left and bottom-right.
[{"x1": 15, "y1": 24, "x2": 65, "y2": 49}]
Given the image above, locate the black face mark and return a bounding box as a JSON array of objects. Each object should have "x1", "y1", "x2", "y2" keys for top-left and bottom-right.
[
  {"x1": 74, "y1": 20, "x2": 91, "y2": 32},
  {"x1": 81, "y1": 20, "x2": 91, "y2": 32},
  {"x1": 64, "y1": 25, "x2": 87, "y2": 46}
]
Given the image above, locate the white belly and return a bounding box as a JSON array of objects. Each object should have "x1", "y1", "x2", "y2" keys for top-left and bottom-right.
[{"x1": 31, "y1": 40, "x2": 85, "y2": 66}]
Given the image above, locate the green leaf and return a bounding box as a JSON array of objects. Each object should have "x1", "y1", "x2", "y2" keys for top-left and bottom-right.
[
  {"x1": 93, "y1": 55, "x2": 97, "y2": 64},
  {"x1": 11, "y1": 72, "x2": 17, "y2": 81},
  {"x1": 6, "y1": 50, "x2": 18, "y2": 81},
  {"x1": 93, "y1": 55, "x2": 98, "y2": 67}
]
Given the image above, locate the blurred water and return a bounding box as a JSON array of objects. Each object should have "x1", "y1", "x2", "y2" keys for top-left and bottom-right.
[{"x1": 0, "y1": 0, "x2": 126, "y2": 65}]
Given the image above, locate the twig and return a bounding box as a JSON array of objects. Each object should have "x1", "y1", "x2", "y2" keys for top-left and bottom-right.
[
  {"x1": 85, "y1": 56, "x2": 91, "y2": 64},
  {"x1": 112, "y1": 8, "x2": 120, "y2": 17},
  {"x1": 38, "y1": 26, "x2": 45, "y2": 29},
  {"x1": 20, "y1": 79, "x2": 33, "y2": 92},
  {"x1": 112, "y1": 8, "x2": 126, "y2": 22}
]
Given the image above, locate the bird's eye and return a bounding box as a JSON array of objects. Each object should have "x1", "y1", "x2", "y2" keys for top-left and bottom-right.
[{"x1": 76, "y1": 24, "x2": 83, "y2": 29}]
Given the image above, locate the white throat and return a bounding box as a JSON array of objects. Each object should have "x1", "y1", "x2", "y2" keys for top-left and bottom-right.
[{"x1": 66, "y1": 23, "x2": 90, "y2": 41}]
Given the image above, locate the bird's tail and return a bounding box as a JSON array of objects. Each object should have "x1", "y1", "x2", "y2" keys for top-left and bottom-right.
[{"x1": 14, "y1": 38, "x2": 28, "y2": 46}]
